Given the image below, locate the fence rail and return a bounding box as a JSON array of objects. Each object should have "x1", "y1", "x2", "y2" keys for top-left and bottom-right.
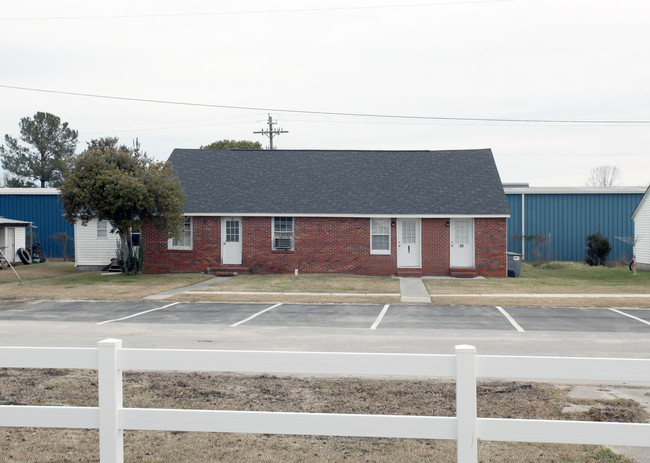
[{"x1": 1, "y1": 340, "x2": 649, "y2": 463}]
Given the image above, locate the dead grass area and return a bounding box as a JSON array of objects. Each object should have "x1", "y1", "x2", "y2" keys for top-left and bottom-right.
[
  {"x1": 1, "y1": 369, "x2": 646, "y2": 462},
  {"x1": 0, "y1": 262, "x2": 212, "y2": 301},
  {"x1": 177, "y1": 292, "x2": 401, "y2": 305},
  {"x1": 424, "y1": 263, "x2": 650, "y2": 296},
  {"x1": 200, "y1": 273, "x2": 400, "y2": 294},
  {"x1": 430, "y1": 295, "x2": 650, "y2": 308}
]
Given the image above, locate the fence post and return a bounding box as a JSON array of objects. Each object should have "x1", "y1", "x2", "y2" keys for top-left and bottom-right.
[
  {"x1": 98, "y1": 339, "x2": 123, "y2": 463},
  {"x1": 455, "y1": 345, "x2": 477, "y2": 463}
]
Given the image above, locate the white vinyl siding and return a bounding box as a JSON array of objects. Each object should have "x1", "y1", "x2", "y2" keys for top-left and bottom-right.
[
  {"x1": 370, "y1": 218, "x2": 391, "y2": 255},
  {"x1": 0, "y1": 226, "x2": 26, "y2": 263},
  {"x1": 634, "y1": 194, "x2": 650, "y2": 265},
  {"x1": 74, "y1": 219, "x2": 120, "y2": 267},
  {"x1": 169, "y1": 217, "x2": 193, "y2": 250},
  {"x1": 272, "y1": 217, "x2": 294, "y2": 250}
]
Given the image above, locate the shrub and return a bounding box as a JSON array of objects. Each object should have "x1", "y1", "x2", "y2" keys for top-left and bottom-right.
[
  {"x1": 585, "y1": 232, "x2": 611, "y2": 266},
  {"x1": 116, "y1": 240, "x2": 144, "y2": 275}
]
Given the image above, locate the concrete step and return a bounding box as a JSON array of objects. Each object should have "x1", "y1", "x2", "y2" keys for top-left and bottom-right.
[
  {"x1": 206, "y1": 266, "x2": 250, "y2": 276},
  {"x1": 396, "y1": 268, "x2": 423, "y2": 277},
  {"x1": 450, "y1": 268, "x2": 479, "y2": 278}
]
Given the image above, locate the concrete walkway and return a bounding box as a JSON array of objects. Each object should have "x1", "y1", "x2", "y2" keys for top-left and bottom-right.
[
  {"x1": 399, "y1": 277, "x2": 432, "y2": 303},
  {"x1": 144, "y1": 277, "x2": 225, "y2": 300}
]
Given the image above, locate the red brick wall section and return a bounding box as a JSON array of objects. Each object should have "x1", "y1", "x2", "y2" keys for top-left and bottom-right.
[
  {"x1": 245, "y1": 217, "x2": 396, "y2": 275},
  {"x1": 143, "y1": 217, "x2": 221, "y2": 274},
  {"x1": 143, "y1": 216, "x2": 507, "y2": 277},
  {"x1": 474, "y1": 217, "x2": 507, "y2": 277},
  {"x1": 421, "y1": 218, "x2": 450, "y2": 276}
]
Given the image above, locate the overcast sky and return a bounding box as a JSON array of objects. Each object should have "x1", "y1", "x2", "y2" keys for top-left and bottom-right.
[{"x1": 1, "y1": 0, "x2": 649, "y2": 187}]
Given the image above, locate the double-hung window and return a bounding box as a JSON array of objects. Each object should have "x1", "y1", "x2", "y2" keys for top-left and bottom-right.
[
  {"x1": 370, "y1": 218, "x2": 390, "y2": 254},
  {"x1": 272, "y1": 217, "x2": 294, "y2": 250},
  {"x1": 97, "y1": 220, "x2": 108, "y2": 239},
  {"x1": 169, "y1": 217, "x2": 193, "y2": 250}
]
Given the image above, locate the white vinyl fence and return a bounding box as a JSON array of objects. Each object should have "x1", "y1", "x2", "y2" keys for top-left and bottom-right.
[{"x1": 1, "y1": 339, "x2": 649, "y2": 463}]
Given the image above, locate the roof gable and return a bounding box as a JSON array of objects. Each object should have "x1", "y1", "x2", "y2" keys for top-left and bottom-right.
[
  {"x1": 632, "y1": 185, "x2": 650, "y2": 220},
  {"x1": 168, "y1": 149, "x2": 510, "y2": 217}
]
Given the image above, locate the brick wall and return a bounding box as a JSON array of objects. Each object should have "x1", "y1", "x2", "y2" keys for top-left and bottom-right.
[
  {"x1": 245, "y1": 217, "x2": 396, "y2": 275},
  {"x1": 474, "y1": 217, "x2": 507, "y2": 277},
  {"x1": 421, "y1": 218, "x2": 451, "y2": 275},
  {"x1": 143, "y1": 217, "x2": 221, "y2": 274},
  {"x1": 143, "y1": 216, "x2": 506, "y2": 277}
]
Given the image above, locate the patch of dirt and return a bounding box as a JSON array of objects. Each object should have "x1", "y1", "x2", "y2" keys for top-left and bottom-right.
[{"x1": 0, "y1": 369, "x2": 647, "y2": 462}]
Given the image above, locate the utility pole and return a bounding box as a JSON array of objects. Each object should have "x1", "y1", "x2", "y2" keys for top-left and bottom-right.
[{"x1": 253, "y1": 114, "x2": 288, "y2": 150}]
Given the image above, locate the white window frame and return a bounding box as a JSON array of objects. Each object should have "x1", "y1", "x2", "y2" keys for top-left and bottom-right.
[
  {"x1": 272, "y1": 217, "x2": 294, "y2": 251},
  {"x1": 168, "y1": 217, "x2": 193, "y2": 250},
  {"x1": 97, "y1": 220, "x2": 108, "y2": 239},
  {"x1": 370, "y1": 218, "x2": 391, "y2": 255}
]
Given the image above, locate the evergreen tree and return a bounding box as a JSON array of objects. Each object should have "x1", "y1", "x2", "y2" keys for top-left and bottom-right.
[{"x1": 1, "y1": 112, "x2": 78, "y2": 187}]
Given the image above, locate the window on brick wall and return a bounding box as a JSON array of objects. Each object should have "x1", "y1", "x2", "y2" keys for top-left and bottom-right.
[
  {"x1": 168, "y1": 217, "x2": 192, "y2": 250},
  {"x1": 272, "y1": 217, "x2": 294, "y2": 250},
  {"x1": 370, "y1": 218, "x2": 391, "y2": 254}
]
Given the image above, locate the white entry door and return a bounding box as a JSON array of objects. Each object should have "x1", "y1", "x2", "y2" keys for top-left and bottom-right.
[
  {"x1": 6, "y1": 228, "x2": 16, "y2": 262},
  {"x1": 221, "y1": 217, "x2": 242, "y2": 265},
  {"x1": 397, "y1": 218, "x2": 421, "y2": 268},
  {"x1": 450, "y1": 219, "x2": 474, "y2": 268}
]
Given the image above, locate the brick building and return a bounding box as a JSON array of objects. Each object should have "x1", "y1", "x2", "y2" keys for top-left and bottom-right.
[{"x1": 143, "y1": 149, "x2": 510, "y2": 277}]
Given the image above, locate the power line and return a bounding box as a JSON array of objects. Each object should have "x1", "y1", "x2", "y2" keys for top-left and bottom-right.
[
  {"x1": 1, "y1": 84, "x2": 649, "y2": 125},
  {"x1": 0, "y1": 0, "x2": 514, "y2": 21}
]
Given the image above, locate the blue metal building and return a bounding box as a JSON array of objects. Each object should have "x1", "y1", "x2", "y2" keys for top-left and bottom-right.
[
  {"x1": 0, "y1": 188, "x2": 73, "y2": 259},
  {"x1": 505, "y1": 185, "x2": 646, "y2": 262}
]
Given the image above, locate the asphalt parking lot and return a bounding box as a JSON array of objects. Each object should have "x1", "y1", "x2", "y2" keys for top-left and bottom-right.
[{"x1": 1, "y1": 301, "x2": 649, "y2": 333}]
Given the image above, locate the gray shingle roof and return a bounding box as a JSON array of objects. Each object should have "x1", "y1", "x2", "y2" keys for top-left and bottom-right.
[{"x1": 167, "y1": 149, "x2": 510, "y2": 216}]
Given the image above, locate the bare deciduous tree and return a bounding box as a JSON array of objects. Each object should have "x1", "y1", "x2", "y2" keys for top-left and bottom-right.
[{"x1": 586, "y1": 165, "x2": 621, "y2": 187}]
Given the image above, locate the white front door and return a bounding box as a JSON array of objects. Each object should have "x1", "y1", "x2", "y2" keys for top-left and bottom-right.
[
  {"x1": 6, "y1": 228, "x2": 16, "y2": 262},
  {"x1": 221, "y1": 217, "x2": 242, "y2": 265},
  {"x1": 397, "y1": 218, "x2": 421, "y2": 268},
  {"x1": 450, "y1": 218, "x2": 474, "y2": 268}
]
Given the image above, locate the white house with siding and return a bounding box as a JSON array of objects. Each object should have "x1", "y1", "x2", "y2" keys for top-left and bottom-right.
[
  {"x1": 632, "y1": 186, "x2": 650, "y2": 271},
  {"x1": 74, "y1": 219, "x2": 120, "y2": 271},
  {"x1": 0, "y1": 217, "x2": 31, "y2": 263}
]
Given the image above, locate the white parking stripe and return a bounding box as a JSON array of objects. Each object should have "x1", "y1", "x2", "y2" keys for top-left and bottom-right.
[
  {"x1": 496, "y1": 306, "x2": 525, "y2": 332},
  {"x1": 231, "y1": 303, "x2": 282, "y2": 327},
  {"x1": 97, "y1": 302, "x2": 180, "y2": 325},
  {"x1": 610, "y1": 308, "x2": 650, "y2": 326},
  {"x1": 370, "y1": 304, "x2": 390, "y2": 330}
]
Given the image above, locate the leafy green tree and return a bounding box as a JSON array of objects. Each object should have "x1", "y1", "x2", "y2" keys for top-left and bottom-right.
[
  {"x1": 0, "y1": 112, "x2": 78, "y2": 187},
  {"x1": 200, "y1": 139, "x2": 262, "y2": 150},
  {"x1": 60, "y1": 137, "x2": 185, "y2": 275}
]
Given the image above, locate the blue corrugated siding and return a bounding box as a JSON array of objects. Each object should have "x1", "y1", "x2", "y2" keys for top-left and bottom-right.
[
  {"x1": 506, "y1": 193, "x2": 643, "y2": 262},
  {"x1": 506, "y1": 194, "x2": 522, "y2": 254},
  {"x1": 0, "y1": 193, "x2": 73, "y2": 258}
]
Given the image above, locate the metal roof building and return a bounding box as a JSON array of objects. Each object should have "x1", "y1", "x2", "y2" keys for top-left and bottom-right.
[
  {"x1": 505, "y1": 185, "x2": 646, "y2": 262},
  {"x1": 0, "y1": 188, "x2": 73, "y2": 259}
]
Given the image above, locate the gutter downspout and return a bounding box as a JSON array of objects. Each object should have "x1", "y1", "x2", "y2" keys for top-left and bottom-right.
[{"x1": 521, "y1": 193, "x2": 526, "y2": 261}]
